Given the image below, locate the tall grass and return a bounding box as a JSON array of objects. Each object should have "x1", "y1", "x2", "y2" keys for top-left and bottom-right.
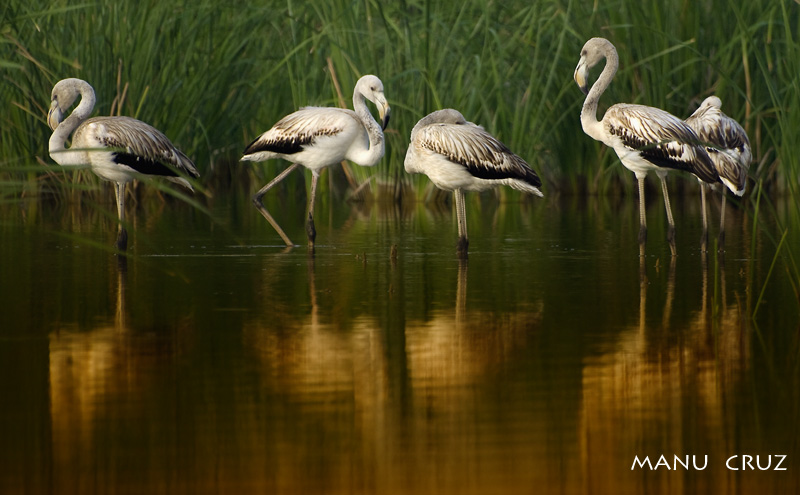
[{"x1": 1, "y1": 0, "x2": 798, "y2": 202}]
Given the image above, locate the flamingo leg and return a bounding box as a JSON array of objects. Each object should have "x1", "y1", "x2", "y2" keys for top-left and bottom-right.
[
  {"x1": 454, "y1": 188, "x2": 469, "y2": 258},
  {"x1": 252, "y1": 163, "x2": 300, "y2": 247},
  {"x1": 718, "y1": 192, "x2": 727, "y2": 251},
  {"x1": 114, "y1": 182, "x2": 128, "y2": 251},
  {"x1": 700, "y1": 182, "x2": 709, "y2": 253},
  {"x1": 306, "y1": 172, "x2": 319, "y2": 247},
  {"x1": 657, "y1": 171, "x2": 677, "y2": 257},
  {"x1": 636, "y1": 174, "x2": 647, "y2": 257}
]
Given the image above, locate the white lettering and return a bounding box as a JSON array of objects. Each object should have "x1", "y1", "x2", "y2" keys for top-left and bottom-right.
[
  {"x1": 632, "y1": 456, "x2": 653, "y2": 470},
  {"x1": 727, "y1": 454, "x2": 787, "y2": 471},
  {"x1": 654, "y1": 455, "x2": 671, "y2": 470},
  {"x1": 673, "y1": 455, "x2": 689, "y2": 470},
  {"x1": 692, "y1": 455, "x2": 708, "y2": 470},
  {"x1": 634, "y1": 454, "x2": 711, "y2": 470}
]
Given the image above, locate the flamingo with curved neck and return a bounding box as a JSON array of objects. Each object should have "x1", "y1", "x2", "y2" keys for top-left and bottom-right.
[
  {"x1": 574, "y1": 37, "x2": 720, "y2": 256},
  {"x1": 241, "y1": 74, "x2": 391, "y2": 249},
  {"x1": 47, "y1": 78, "x2": 198, "y2": 251}
]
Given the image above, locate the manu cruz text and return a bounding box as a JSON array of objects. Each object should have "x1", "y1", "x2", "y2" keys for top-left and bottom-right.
[{"x1": 631, "y1": 455, "x2": 787, "y2": 471}]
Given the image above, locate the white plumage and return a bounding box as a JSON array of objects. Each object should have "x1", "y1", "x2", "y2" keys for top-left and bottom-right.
[
  {"x1": 241, "y1": 74, "x2": 391, "y2": 248},
  {"x1": 404, "y1": 108, "x2": 543, "y2": 257},
  {"x1": 47, "y1": 78, "x2": 199, "y2": 251},
  {"x1": 573, "y1": 37, "x2": 720, "y2": 255},
  {"x1": 685, "y1": 95, "x2": 751, "y2": 249}
]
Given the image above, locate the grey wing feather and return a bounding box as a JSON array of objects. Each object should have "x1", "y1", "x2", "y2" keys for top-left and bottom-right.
[
  {"x1": 685, "y1": 104, "x2": 751, "y2": 189},
  {"x1": 244, "y1": 107, "x2": 352, "y2": 155},
  {"x1": 606, "y1": 105, "x2": 719, "y2": 183},
  {"x1": 417, "y1": 122, "x2": 542, "y2": 187},
  {"x1": 83, "y1": 116, "x2": 199, "y2": 177},
  {"x1": 685, "y1": 103, "x2": 750, "y2": 157}
]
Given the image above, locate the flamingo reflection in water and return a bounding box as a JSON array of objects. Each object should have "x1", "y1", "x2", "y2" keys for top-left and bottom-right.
[{"x1": 580, "y1": 258, "x2": 750, "y2": 489}]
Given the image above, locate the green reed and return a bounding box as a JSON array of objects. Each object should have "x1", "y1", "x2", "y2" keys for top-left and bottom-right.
[{"x1": 1, "y1": 0, "x2": 798, "y2": 203}]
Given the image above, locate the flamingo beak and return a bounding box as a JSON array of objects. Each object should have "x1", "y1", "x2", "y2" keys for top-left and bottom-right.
[
  {"x1": 574, "y1": 58, "x2": 590, "y2": 96},
  {"x1": 379, "y1": 101, "x2": 391, "y2": 130},
  {"x1": 47, "y1": 100, "x2": 64, "y2": 131}
]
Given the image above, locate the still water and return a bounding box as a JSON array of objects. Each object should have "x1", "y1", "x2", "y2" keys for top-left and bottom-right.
[{"x1": 1, "y1": 184, "x2": 798, "y2": 494}]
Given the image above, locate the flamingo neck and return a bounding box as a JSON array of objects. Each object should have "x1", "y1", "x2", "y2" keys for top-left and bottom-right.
[
  {"x1": 49, "y1": 81, "x2": 96, "y2": 167},
  {"x1": 581, "y1": 46, "x2": 618, "y2": 143},
  {"x1": 348, "y1": 91, "x2": 385, "y2": 167}
]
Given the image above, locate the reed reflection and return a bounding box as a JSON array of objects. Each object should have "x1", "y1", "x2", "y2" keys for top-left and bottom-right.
[{"x1": 580, "y1": 257, "x2": 751, "y2": 493}]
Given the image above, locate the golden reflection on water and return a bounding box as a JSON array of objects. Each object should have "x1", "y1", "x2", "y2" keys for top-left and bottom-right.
[
  {"x1": 44, "y1": 254, "x2": 555, "y2": 493},
  {"x1": 30, "y1": 196, "x2": 798, "y2": 494},
  {"x1": 47, "y1": 258, "x2": 194, "y2": 493},
  {"x1": 240, "y1": 259, "x2": 548, "y2": 494},
  {"x1": 580, "y1": 257, "x2": 754, "y2": 494}
]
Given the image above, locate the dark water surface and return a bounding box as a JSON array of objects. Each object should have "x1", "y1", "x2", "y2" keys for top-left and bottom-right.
[{"x1": 1, "y1": 187, "x2": 799, "y2": 494}]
